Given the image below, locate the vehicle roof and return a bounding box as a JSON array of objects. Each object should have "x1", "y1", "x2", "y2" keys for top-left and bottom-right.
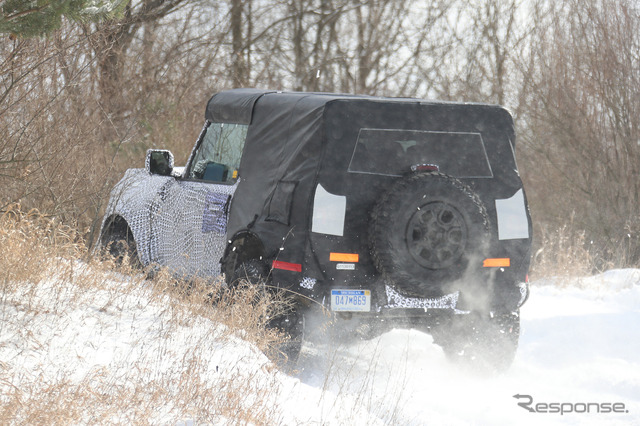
[{"x1": 205, "y1": 88, "x2": 510, "y2": 125}]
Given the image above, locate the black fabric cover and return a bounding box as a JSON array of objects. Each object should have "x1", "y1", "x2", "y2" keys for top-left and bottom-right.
[
  {"x1": 205, "y1": 88, "x2": 274, "y2": 124},
  {"x1": 266, "y1": 180, "x2": 297, "y2": 225},
  {"x1": 207, "y1": 89, "x2": 519, "y2": 286},
  {"x1": 227, "y1": 92, "x2": 334, "y2": 259}
]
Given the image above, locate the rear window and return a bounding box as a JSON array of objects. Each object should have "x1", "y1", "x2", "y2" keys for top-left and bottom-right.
[{"x1": 347, "y1": 129, "x2": 493, "y2": 178}]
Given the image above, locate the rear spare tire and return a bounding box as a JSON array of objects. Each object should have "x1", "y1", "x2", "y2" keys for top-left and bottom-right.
[{"x1": 370, "y1": 172, "x2": 490, "y2": 298}]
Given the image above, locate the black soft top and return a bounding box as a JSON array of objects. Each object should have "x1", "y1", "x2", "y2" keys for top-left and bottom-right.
[
  {"x1": 205, "y1": 88, "x2": 508, "y2": 125},
  {"x1": 208, "y1": 89, "x2": 517, "y2": 262}
]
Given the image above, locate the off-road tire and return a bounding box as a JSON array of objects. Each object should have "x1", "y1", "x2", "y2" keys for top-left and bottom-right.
[
  {"x1": 267, "y1": 306, "x2": 305, "y2": 367},
  {"x1": 228, "y1": 259, "x2": 304, "y2": 367},
  {"x1": 431, "y1": 311, "x2": 520, "y2": 374},
  {"x1": 370, "y1": 172, "x2": 490, "y2": 298},
  {"x1": 102, "y1": 228, "x2": 140, "y2": 267},
  {"x1": 228, "y1": 258, "x2": 269, "y2": 288}
]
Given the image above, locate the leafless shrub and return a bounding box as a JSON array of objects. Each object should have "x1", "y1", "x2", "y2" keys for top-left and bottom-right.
[
  {"x1": 0, "y1": 204, "x2": 83, "y2": 291},
  {"x1": 519, "y1": 0, "x2": 640, "y2": 269},
  {"x1": 530, "y1": 222, "x2": 596, "y2": 280}
]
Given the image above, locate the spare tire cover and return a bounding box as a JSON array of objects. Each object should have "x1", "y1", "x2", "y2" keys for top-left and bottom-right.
[{"x1": 370, "y1": 172, "x2": 490, "y2": 298}]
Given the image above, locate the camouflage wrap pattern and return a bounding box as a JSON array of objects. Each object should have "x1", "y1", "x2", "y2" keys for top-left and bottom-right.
[{"x1": 100, "y1": 169, "x2": 237, "y2": 278}]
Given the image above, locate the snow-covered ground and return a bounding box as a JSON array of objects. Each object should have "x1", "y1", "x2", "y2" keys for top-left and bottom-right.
[
  {"x1": 297, "y1": 269, "x2": 640, "y2": 425},
  {"x1": 2, "y1": 268, "x2": 639, "y2": 424}
]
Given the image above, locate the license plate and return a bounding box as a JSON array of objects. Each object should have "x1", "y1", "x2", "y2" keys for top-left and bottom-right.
[{"x1": 331, "y1": 289, "x2": 371, "y2": 312}]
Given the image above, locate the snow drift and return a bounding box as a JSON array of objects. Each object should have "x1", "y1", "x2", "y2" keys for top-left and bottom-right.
[{"x1": 1, "y1": 266, "x2": 638, "y2": 424}]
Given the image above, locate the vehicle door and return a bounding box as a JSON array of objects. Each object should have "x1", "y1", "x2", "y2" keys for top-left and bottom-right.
[{"x1": 149, "y1": 121, "x2": 248, "y2": 278}]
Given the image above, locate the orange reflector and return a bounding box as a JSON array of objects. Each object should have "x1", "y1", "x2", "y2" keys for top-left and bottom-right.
[
  {"x1": 483, "y1": 258, "x2": 511, "y2": 268},
  {"x1": 330, "y1": 252, "x2": 359, "y2": 263}
]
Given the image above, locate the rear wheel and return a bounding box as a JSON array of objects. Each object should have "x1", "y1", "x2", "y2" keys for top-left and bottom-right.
[
  {"x1": 226, "y1": 258, "x2": 304, "y2": 367},
  {"x1": 267, "y1": 305, "x2": 305, "y2": 368},
  {"x1": 228, "y1": 258, "x2": 269, "y2": 288},
  {"x1": 431, "y1": 311, "x2": 520, "y2": 374}
]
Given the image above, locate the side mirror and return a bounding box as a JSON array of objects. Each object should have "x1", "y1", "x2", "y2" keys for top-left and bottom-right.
[{"x1": 145, "y1": 149, "x2": 174, "y2": 176}]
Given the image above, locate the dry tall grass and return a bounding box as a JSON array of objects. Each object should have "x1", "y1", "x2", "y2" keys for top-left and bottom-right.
[
  {"x1": 529, "y1": 224, "x2": 596, "y2": 280},
  {"x1": 527, "y1": 218, "x2": 633, "y2": 282},
  {"x1": 0, "y1": 205, "x2": 291, "y2": 424}
]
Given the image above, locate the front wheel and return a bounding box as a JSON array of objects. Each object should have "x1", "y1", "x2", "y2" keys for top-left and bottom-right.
[{"x1": 101, "y1": 227, "x2": 140, "y2": 268}]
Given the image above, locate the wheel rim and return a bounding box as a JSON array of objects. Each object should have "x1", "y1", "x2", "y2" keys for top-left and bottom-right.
[{"x1": 405, "y1": 201, "x2": 467, "y2": 269}]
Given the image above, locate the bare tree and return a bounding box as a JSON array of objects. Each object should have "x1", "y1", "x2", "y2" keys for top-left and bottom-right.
[
  {"x1": 520, "y1": 0, "x2": 640, "y2": 264},
  {"x1": 246, "y1": 0, "x2": 454, "y2": 96},
  {"x1": 230, "y1": 0, "x2": 252, "y2": 87},
  {"x1": 431, "y1": 0, "x2": 531, "y2": 108},
  {"x1": 0, "y1": 1, "x2": 231, "y2": 240},
  {"x1": 86, "y1": 0, "x2": 190, "y2": 126}
]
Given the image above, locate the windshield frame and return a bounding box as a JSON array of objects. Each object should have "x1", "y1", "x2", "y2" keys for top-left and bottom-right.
[{"x1": 184, "y1": 120, "x2": 249, "y2": 184}]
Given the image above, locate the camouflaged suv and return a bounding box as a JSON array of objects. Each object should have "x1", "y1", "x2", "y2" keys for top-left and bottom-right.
[{"x1": 99, "y1": 89, "x2": 532, "y2": 370}]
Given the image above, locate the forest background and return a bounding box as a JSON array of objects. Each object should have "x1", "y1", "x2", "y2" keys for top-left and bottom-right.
[{"x1": 1, "y1": 0, "x2": 638, "y2": 277}]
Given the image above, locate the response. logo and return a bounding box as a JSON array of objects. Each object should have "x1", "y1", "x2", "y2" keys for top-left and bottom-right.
[{"x1": 513, "y1": 394, "x2": 629, "y2": 415}]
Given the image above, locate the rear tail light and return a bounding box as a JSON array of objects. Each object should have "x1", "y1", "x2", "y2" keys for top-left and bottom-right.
[{"x1": 272, "y1": 260, "x2": 302, "y2": 272}]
